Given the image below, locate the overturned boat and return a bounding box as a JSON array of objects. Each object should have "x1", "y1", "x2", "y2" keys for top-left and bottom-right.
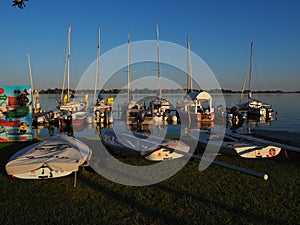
[
  {"x1": 6, "y1": 134, "x2": 92, "y2": 179},
  {"x1": 101, "y1": 130, "x2": 190, "y2": 161},
  {"x1": 189, "y1": 129, "x2": 281, "y2": 158}
]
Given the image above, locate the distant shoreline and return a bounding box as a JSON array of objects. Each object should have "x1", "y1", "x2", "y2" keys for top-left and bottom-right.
[{"x1": 38, "y1": 88, "x2": 300, "y2": 95}]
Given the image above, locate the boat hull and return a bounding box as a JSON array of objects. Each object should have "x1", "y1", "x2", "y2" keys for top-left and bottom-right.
[
  {"x1": 102, "y1": 130, "x2": 190, "y2": 161},
  {"x1": 144, "y1": 141, "x2": 190, "y2": 161},
  {"x1": 12, "y1": 166, "x2": 73, "y2": 179},
  {"x1": 6, "y1": 134, "x2": 92, "y2": 179},
  {"x1": 189, "y1": 129, "x2": 281, "y2": 158}
]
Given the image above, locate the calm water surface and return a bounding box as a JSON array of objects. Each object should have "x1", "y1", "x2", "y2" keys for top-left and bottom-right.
[{"x1": 36, "y1": 93, "x2": 300, "y2": 138}]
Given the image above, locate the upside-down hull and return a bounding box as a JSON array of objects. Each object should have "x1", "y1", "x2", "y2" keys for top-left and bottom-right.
[
  {"x1": 6, "y1": 134, "x2": 92, "y2": 179},
  {"x1": 189, "y1": 129, "x2": 281, "y2": 158},
  {"x1": 101, "y1": 130, "x2": 190, "y2": 161}
]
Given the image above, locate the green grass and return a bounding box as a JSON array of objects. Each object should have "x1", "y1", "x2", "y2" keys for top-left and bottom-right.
[{"x1": 0, "y1": 141, "x2": 299, "y2": 225}]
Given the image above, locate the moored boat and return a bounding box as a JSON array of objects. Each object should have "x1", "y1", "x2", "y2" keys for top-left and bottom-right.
[
  {"x1": 177, "y1": 91, "x2": 215, "y2": 123},
  {"x1": 59, "y1": 111, "x2": 88, "y2": 126},
  {"x1": 238, "y1": 42, "x2": 274, "y2": 118},
  {"x1": 57, "y1": 25, "x2": 86, "y2": 114},
  {"x1": 71, "y1": 111, "x2": 88, "y2": 125}
]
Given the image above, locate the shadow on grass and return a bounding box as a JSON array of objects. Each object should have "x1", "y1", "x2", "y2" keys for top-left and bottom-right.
[
  {"x1": 77, "y1": 148, "x2": 299, "y2": 224},
  {"x1": 78, "y1": 174, "x2": 189, "y2": 225}
]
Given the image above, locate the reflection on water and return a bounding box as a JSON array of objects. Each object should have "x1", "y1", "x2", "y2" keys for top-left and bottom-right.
[{"x1": 34, "y1": 93, "x2": 300, "y2": 138}]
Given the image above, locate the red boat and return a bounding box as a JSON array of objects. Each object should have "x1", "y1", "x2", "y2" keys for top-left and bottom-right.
[{"x1": 60, "y1": 111, "x2": 88, "y2": 126}]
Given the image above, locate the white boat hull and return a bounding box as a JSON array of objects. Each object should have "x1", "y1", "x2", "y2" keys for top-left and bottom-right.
[
  {"x1": 189, "y1": 129, "x2": 281, "y2": 158},
  {"x1": 145, "y1": 141, "x2": 190, "y2": 161},
  {"x1": 12, "y1": 166, "x2": 73, "y2": 179},
  {"x1": 6, "y1": 134, "x2": 92, "y2": 179},
  {"x1": 102, "y1": 130, "x2": 190, "y2": 161}
]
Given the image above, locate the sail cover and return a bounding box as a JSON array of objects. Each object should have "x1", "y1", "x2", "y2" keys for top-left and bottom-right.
[{"x1": 6, "y1": 134, "x2": 91, "y2": 175}]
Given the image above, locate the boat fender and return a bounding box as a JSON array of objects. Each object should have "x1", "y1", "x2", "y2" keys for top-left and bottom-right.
[
  {"x1": 95, "y1": 110, "x2": 100, "y2": 119},
  {"x1": 210, "y1": 113, "x2": 215, "y2": 121},
  {"x1": 197, "y1": 113, "x2": 202, "y2": 121},
  {"x1": 100, "y1": 111, "x2": 105, "y2": 118}
]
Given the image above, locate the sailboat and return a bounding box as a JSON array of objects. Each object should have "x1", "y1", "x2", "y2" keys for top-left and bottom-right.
[
  {"x1": 121, "y1": 31, "x2": 143, "y2": 111},
  {"x1": 88, "y1": 27, "x2": 113, "y2": 125},
  {"x1": 126, "y1": 26, "x2": 172, "y2": 125},
  {"x1": 124, "y1": 31, "x2": 142, "y2": 110},
  {"x1": 176, "y1": 35, "x2": 215, "y2": 126},
  {"x1": 238, "y1": 42, "x2": 273, "y2": 118},
  {"x1": 57, "y1": 25, "x2": 86, "y2": 113},
  {"x1": 147, "y1": 24, "x2": 171, "y2": 121},
  {"x1": 124, "y1": 31, "x2": 145, "y2": 124}
]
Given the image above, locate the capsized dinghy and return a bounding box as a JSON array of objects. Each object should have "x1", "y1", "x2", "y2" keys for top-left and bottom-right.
[
  {"x1": 6, "y1": 134, "x2": 92, "y2": 179},
  {"x1": 102, "y1": 130, "x2": 190, "y2": 161},
  {"x1": 189, "y1": 129, "x2": 281, "y2": 158}
]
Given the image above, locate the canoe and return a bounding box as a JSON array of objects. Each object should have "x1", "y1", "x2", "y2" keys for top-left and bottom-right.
[
  {"x1": 101, "y1": 130, "x2": 190, "y2": 161},
  {"x1": 189, "y1": 129, "x2": 281, "y2": 158},
  {"x1": 5, "y1": 134, "x2": 92, "y2": 179}
]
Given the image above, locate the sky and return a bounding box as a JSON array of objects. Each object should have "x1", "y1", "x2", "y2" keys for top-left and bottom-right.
[{"x1": 0, "y1": 0, "x2": 299, "y2": 91}]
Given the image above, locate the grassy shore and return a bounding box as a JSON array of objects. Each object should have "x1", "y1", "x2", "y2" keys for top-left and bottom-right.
[{"x1": 0, "y1": 141, "x2": 299, "y2": 225}]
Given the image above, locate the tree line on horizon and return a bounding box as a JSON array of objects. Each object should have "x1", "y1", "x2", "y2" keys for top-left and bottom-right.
[{"x1": 38, "y1": 88, "x2": 300, "y2": 94}]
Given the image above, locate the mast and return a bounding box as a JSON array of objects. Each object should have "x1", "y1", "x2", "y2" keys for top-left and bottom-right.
[
  {"x1": 187, "y1": 35, "x2": 192, "y2": 93},
  {"x1": 27, "y1": 54, "x2": 35, "y2": 111},
  {"x1": 60, "y1": 52, "x2": 67, "y2": 103},
  {"x1": 127, "y1": 31, "x2": 131, "y2": 104},
  {"x1": 248, "y1": 42, "x2": 254, "y2": 99},
  {"x1": 66, "y1": 25, "x2": 71, "y2": 103},
  {"x1": 60, "y1": 32, "x2": 69, "y2": 103},
  {"x1": 94, "y1": 27, "x2": 100, "y2": 104},
  {"x1": 239, "y1": 68, "x2": 248, "y2": 104},
  {"x1": 156, "y1": 24, "x2": 162, "y2": 99}
]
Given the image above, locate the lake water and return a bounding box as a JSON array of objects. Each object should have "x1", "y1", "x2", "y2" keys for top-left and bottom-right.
[
  {"x1": 35, "y1": 93, "x2": 300, "y2": 138},
  {"x1": 223, "y1": 93, "x2": 300, "y2": 133}
]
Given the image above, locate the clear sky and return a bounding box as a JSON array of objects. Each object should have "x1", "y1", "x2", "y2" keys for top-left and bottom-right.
[{"x1": 0, "y1": 0, "x2": 299, "y2": 91}]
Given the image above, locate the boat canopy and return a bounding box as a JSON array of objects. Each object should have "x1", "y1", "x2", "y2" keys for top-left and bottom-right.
[
  {"x1": 185, "y1": 91, "x2": 212, "y2": 102},
  {"x1": 184, "y1": 91, "x2": 214, "y2": 114}
]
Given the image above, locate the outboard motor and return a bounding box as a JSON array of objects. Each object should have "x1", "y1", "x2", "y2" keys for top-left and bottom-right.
[
  {"x1": 229, "y1": 106, "x2": 244, "y2": 125},
  {"x1": 66, "y1": 115, "x2": 72, "y2": 126},
  {"x1": 230, "y1": 106, "x2": 239, "y2": 116},
  {"x1": 136, "y1": 110, "x2": 145, "y2": 123},
  {"x1": 94, "y1": 110, "x2": 101, "y2": 123}
]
